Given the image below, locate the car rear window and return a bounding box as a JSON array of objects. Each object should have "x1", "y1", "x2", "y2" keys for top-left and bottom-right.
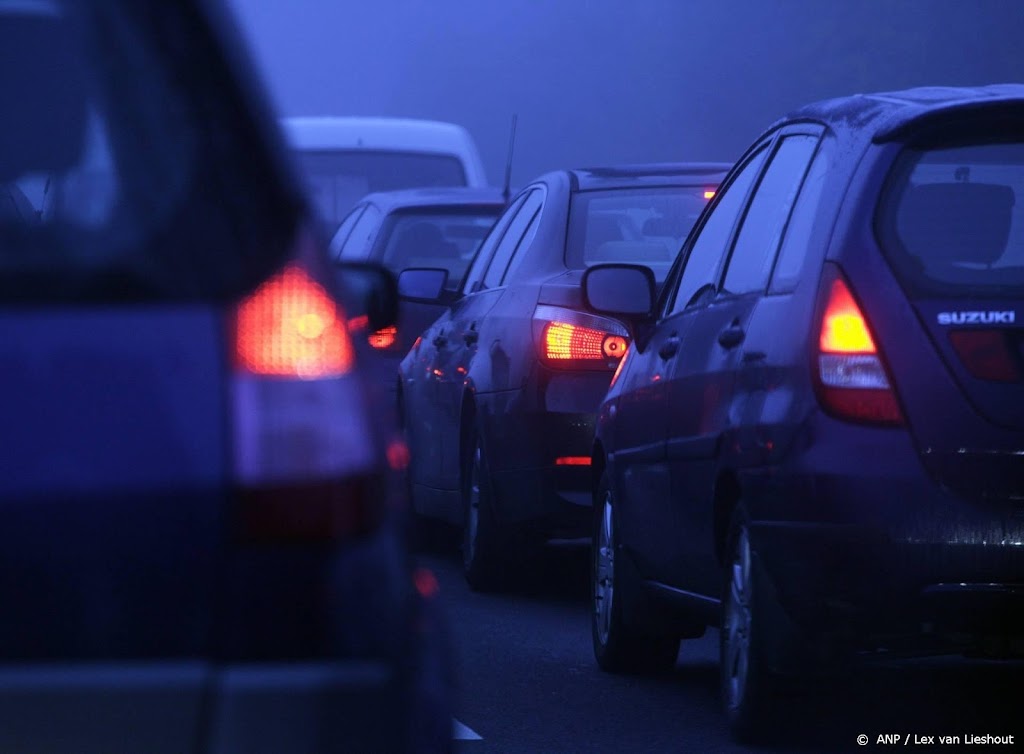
[
  {"x1": 375, "y1": 208, "x2": 499, "y2": 289},
  {"x1": 294, "y1": 151, "x2": 468, "y2": 229},
  {"x1": 566, "y1": 187, "x2": 713, "y2": 283},
  {"x1": 878, "y1": 140, "x2": 1024, "y2": 295},
  {"x1": 0, "y1": 1, "x2": 298, "y2": 303}
]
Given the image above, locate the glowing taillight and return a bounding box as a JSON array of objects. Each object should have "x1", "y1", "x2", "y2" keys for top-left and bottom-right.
[
  {"x1": 703, "y1": 189, "x2": 716, "y2": 200},
  {"x1": 820, "y1": 279, "x2": 877, "y2": 354},
  {"x1": 235, "y1": 264, "x2": 353, "y2": 378},
  {"x1": 544, "y1": 322, "x2": 607, "y2": 360},
  {"x1": 555, "y1": 456, "x2": 591, "y2": 466},
  {"x1": 368, "y1": 326, "x2": 398, "y2": 349},
  {"x1": 534, "y1": 305, "x2": 629, "y2": 370},
  {"x1": 814, "y1": 267, "x2": 902, "y2": 425}
]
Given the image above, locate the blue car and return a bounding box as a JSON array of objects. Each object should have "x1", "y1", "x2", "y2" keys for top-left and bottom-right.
[
  {"x1": 0, "y1": 2, "x2": 447, "y2": 752},
  {"x1": 585, "y1": 86, "x2": 1024, "y2": 741}
]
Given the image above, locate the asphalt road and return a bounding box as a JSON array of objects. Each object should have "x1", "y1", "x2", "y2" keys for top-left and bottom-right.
[{"x1": 413, "y1": 535, "x2": 1022, "y2": 754}]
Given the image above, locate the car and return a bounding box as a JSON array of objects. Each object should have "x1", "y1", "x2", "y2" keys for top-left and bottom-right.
[
  {"x1": 585, "y1": 84, "x2": 1024, "y2": 741},
  {"x1": 0, "y1": 3, "x2": 448, "y2": 753},
  {"x1": 330, "y1": 187, "x2": 505, "y2": 401},
  {"x1": 283, "y1": 116, "x2": 489, "y2": 234},
  {"x1": 398, "y1": 162, "x2": 729, "y2": 590}
]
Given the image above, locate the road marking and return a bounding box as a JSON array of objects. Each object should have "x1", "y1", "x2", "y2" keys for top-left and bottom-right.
[{"x1": 452, "y1": 718, "x2": 482, "y2": 740}]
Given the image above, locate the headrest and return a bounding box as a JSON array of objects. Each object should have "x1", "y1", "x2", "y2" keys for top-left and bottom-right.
[
  {"x1": 897, "y1": 182, "x2": 1015, "y2": 267},
  {"x1": 0, "y1": 6, "x2": 90, "y2": 183}
]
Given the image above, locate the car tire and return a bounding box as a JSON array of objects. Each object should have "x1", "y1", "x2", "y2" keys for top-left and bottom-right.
[
  {"x1": 591, "y1": 472, "x2": 680, "y2": 674},
  {"x1": 461, "y1": 429, "x2": 507, "y2": 592},
  {"x1": 720, "y1": 504, "x2": 778, "y2": 742}
]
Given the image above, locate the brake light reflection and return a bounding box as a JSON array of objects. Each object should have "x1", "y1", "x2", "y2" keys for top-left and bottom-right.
[
  {"x1": 368, "y1": 326, "x2": 397, "y2": 349},
  {"x1": 555, "y1": 456, "x2": 592, "y2": 466}
]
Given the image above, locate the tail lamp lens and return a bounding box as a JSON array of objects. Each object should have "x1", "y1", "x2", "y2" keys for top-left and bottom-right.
[
  {"x1": 235, "y1": 264, "x2": 353, "y2": 378},
  {"x1": 815, "y1": 270, "x2": 902, "y2": 425}
]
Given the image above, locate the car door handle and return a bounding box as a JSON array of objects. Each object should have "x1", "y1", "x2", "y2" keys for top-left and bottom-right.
[
  {"x1": 658, "y1": 337, "x2": 680, "y2": 360},
  {"x1": 463, "y1": 330, "x2": 479, "y2": 346},
  {"x1": 432, "y1": 334, "x2": 448, "y2": 348},
  {"x1": 718, "y1": 325, "x2": 745, "y2": 349}
]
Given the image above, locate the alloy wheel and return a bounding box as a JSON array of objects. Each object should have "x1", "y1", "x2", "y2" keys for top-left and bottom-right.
[
  {"x1": 594, "y1": 492, "x2": 615, "y2": 647},
  {"x1": 723, "y1": 525, "x2": 752, "y2": 712}
]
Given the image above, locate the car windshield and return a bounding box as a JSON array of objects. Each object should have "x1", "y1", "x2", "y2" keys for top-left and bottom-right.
[
  {"x1": 293, "y1": 150, "x2": 468, "y2": 230},
  {"x1": 566, "y1": 186, "x2": 712, "y2": 283},
  {"x1": 879, "y1": 140, "x2": 1024, "y2": 295},
  {"x1": 376, "y1": 208, "x2": 498, "y2": 289}
]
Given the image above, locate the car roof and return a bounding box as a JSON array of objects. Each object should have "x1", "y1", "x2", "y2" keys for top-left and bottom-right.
[
  {"x1": 281, "y1": 116, "x2": 477, "y2": 153},
  {"x1": 568, "y1": 162, "x2": 732, "y2": 191},
  {"x1": 357, "y1": 187, "x2": 507, "y2": 213},
  {"x1": 780, "y1": 83, "x2": 1024, "y2": 144}
]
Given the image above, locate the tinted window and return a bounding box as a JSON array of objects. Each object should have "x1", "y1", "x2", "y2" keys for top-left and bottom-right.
[
  {"x1": 770, "y1": 140, "x2": 831, "y2": 294},
  {"x1": 670, "y1": 147, "x2": 768, "y2": 313},
  {"x1": 0, "y1": 3, "x2": 294, "y2": 303},
  {"x1": 880, "y1": 140, "x2": 1024, "y2": 295},
  {"x1": 566, "y1": 187, "x2": 713, "y2": 284},
  {"x1": 483, "y1": 189, "x2": 543, "y2": 289},
  {"x1": 500, "y1": 207, "x2": 542, "y2": 284},
  {"x1": 294, "y1": 150, "x2": 467, "y2": 229},
  {"x1": 330, "y1": 204, "x2": 366, "y2": 259},
  {"x1": 340, "y1": 204, "x2": 382, "y2": 260},
  {"x1": 462, "y1": 192, "x2": 527, "y2": 293},
  {"x1": 376, "y1": 209, "x2": 499, "y2": 289},
  {"x1": 723, "y1": 135, "x2": 818, "y2": 295}
]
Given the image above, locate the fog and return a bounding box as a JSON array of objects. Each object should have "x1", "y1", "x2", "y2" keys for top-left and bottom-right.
[{"x1": 228, "y1": 0, "x2": 1024, "y2": 186}]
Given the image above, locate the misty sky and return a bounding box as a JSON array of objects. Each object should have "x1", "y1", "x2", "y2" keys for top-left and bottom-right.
[{"x1": 228, "y1": 0, "x2": 1023, "y2": 186}]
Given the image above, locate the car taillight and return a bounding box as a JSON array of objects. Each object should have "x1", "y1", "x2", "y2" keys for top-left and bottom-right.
[
  {"x1": 813, "y1": 265, "x2": 903, "y2": 426},
  {"x1": 368, "y1": 325, "x2": 398, "y2": 349},
  {"x1": 235, "y1": 264, "x2": 353, "y2": 377},
  {"x1": 534, "y1": 305, "x2": 629, "y2": 370},
  {"x1": 230, "y1": 230, "x2": 380, "y2": 542}
]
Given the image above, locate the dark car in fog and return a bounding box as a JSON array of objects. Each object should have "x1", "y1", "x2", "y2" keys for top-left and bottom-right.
[
  {"x1": 0, "y1": 3, "x2": 447, "y2": 753},
  {"x1": 398, "y1": 163, "x2": 728, "y2": 590},
  {"x1": 585, "y1": 85, "x2": 1024, "y2": 741},
  {"x1": 330, "y1": 187, "x2": 505, "y2": 399}
]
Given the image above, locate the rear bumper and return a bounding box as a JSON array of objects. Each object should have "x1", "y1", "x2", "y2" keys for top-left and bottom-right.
[
  {"x1": 744, "y1": 414, "x2": 1024, "y2": 648},
  {"x1": 475, "y1": 367, "x2": 610, "y2": 536},
  {"x1": 0, "y1": 660, "x2": 402, "y2": 754}
]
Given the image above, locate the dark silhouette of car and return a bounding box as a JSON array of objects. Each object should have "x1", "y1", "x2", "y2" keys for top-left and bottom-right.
[
  {"x1": 0, "y1": 3, "x2": 448, "y2": 752},
  {"x1": 585, "y1": 85, "x2": 1024, "y2": 741},
  {"x1": 398, "y1": 163, "x2": 728, "y2": 590},
  {"x1": 330, "y1": 188, "x2": 505, "y2": 403}
]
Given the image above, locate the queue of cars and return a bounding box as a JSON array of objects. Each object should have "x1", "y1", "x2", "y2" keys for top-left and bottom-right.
[
  {"x1": 3, "y1": 2, "x2": 1020, "y2": 747},
  {"x1": 349, "y1": 86, "x2": 1024, "y2": 743}
]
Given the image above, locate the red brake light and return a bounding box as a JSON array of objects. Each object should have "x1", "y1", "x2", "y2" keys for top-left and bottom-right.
[
  {"x1": 820, "y1": 279, "x2": 877, "y2": 354},
  {"x1": 555, "y1": 456, "x2": 592, "y2": 466},
  {"x1": 545, "y1": 322, "x2": 606, "y2": 360},
  {"x1": 235, "y1": 264, "x2": 353, "y2": 378},
  {"x1": 814, "y1": 267, "x2": 902, "y2": 426},
  {"x1": 543, "y1": 323, "x2": 628, "y2": 362},
  {"x1": 368, "y1": 325, "x2": 398, "y2": 349}
]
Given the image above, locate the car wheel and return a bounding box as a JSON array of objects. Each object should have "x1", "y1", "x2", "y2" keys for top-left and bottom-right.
[
  {"x1": 461, "y1": 429, "x2": 507, "y2": 591},
  {"x1": 720, "y1": 505, "x2": 777, "y2": 742},
  {"x1": 592, "y1": 472, "x2": 679, "y2": 673}
]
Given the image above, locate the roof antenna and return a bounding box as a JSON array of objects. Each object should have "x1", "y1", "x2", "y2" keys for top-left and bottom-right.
[{"x1": 502, "y1": 114, "x2": 518, "y2": 205}]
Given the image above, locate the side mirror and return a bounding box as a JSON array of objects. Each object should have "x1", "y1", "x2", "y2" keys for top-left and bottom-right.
[
  {"x1": 582, "y1": 263, "x2": 656, "y2": 321},
  {"x1": 397, "y1": 267, "x2": 450, "y2": 303},
  {"x1": 335, "y1": 261, "x2": 398, "y2": 332}
]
